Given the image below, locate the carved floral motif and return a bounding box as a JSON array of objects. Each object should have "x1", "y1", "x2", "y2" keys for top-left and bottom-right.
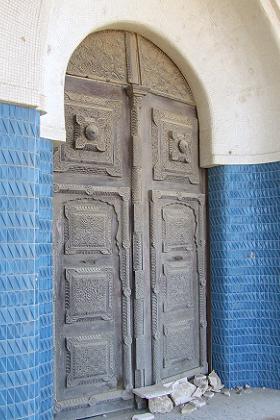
[
  {"x1": 67, "y1": 30, "x2": 127, "y2": 83},
  {"x1": 65, "y1": 267, "x2": 113, "y2": 323},
  {"x1": 66, "y1": 335, "x2": 116, "y2": 388},
  {"x1": 64, "y1": 200, "x2": 113, "y2": 255},
  {"x1": 162, "y1": 203, "x2": 196, "y2": 252},
  {"x1": 163, "y1": 263, "x2": 193, "y2": 312},
  {"x1": 138, "y1": 35, "x2": 193, "y2": 103}
]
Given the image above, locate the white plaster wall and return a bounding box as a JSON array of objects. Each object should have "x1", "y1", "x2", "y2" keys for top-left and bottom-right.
[
  {"x1": 0, "y1": 0, "x2": 50, "y2": 110},
  {"x1": 1, "y1": 0, "x2": 280, "y2": 167}
]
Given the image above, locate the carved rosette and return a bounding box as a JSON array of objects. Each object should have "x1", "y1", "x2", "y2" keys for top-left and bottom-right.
[
  {"x1": 74, "y1": 114, "x2": 105, "y2": 151},
  {"x1": 54, "y1": 92, "x2": 122, "y2": 177},
  {"x1": 152, "y1": 108, "x2": 199, "y2": 184}
]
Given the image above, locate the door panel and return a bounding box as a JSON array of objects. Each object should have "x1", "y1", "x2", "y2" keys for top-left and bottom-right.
[
  {"x1": 150, "y1": 190, "x2": 206, "y2": 382},
  {"x1": 54, "y1": 69, "x2": 133, "y2": 418},
  {"x1": 151, "y1": 107, "x2": 199, "y2": 184},
  {"x1": 53, "y1": 30, "x2": 207, "y2": 419},
  {"x1": 54, "y1": 76, "x2": 130, "y2": 179}
]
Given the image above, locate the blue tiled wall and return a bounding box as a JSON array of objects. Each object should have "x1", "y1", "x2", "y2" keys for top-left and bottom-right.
[
  {"x1": 0, "y1": 103, "x2": 53, "y2": 419},
  {"x1": 209, "y1": 163, "x2": 280, "y2": 389},
  {"x1": 37, "y1": 138, "x2": 53, "y2": 419}
]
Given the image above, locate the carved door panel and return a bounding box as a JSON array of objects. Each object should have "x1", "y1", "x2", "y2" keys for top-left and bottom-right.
[
  {"x1": 139, "y1": 91, "x2": 207, "y2": 384},
  {"x1": 53, "y1": 30, "x2": 207, "y2": 419},
  {"x1": 53, "y1": 77, "x2": 134, "y2": 419}
]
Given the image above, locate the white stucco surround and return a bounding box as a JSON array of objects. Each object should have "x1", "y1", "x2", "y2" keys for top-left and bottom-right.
[{"x1": 1, "y1": 0, "x2": 280, "y2": 167}]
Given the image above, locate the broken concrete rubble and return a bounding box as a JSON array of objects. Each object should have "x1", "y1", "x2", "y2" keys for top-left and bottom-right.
[
  {"x1": 190, "y1": 397, "x2": 207, "y2": 408},
  {"x1": 204, "y1": 391, "x2": 215, "y2": 399},
  {"x1": 148, "y1": 395, "x2": 173, "y2": 414},
  {"x1": 132, "y1": 414, "x2": 155, "y2": 420},
  {"x1": 192, "y1": 386, "x2": 203, "y2": 399},
  {"x1": 132, "y1": 370, "x2": 230, "y2": 417},
  {"x1": 133, "y1": 383, "x2": 173, "y2": 399},
  {"x1": 181, "y1": 403, "x2": 197, "y2": 414},
  {"x1": 208, "y1": 370, "x2": 224, "y2": 392},
  {"x1": 193, "y1": 374, "x2": 209, "y2": 393},
  {"x1": 170, "y1": 378, "x2": 196, "y2": 406}
]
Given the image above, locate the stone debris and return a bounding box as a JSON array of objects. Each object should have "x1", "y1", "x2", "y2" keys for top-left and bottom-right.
[
  {"x1": 221, "y1": 388, "x2": 230, "y2": 396},
  {"x1": 133, "y1": 383, "x2": 173, "y2": 399},
  {"x1": 193, "y1": 374, "x2": 209, "y2": 394},
  {"x1": 212, "y1": 388, "x2": 222, "y2": 393},
  {"x1": 192, "y1": 386, "x2": 203, "y2": 399},
  {"x1": 132, "y1": 370, "x2": 258, "y2": 417},
  {"x1": 148, "y1": 395, "x2": 173, "y2": 414},
  {"x1": 190, "y1": 397, "x2": 207, "y2": 408},
  {"x1": 208, "y1": 370, "x2": 224, "y2": 392},
  {"x1": 204, "y1": 391, "x2": 215, "y2": 399},
  {"x1": 181, "y1": 403, "x2": 197, "y2": 414},
  {"x1": 170, "y1": 378, "x2": 196, "y2": 406},
  {"x1": 235, "y1": 386, "x2": 243, "y2": 395},
  {"x1": 132, "y1": 414, "x2": 155, "y2": 420}
]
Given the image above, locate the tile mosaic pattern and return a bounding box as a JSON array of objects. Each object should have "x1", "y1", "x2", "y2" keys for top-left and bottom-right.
[
  {"x1": 209, "y1": 163, "x2": 280, "y2": 389},
  {"x1": 0, "y1": 103, "x2": 53, "y2": 419}
]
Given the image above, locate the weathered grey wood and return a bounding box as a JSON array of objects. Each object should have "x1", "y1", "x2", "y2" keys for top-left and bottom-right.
[
  {"x1": 53, "y1": 29, "x2": 207, "y2": 419},
  {"x1": 53, "y1": 76, "x2": 134, "y2": 418}
]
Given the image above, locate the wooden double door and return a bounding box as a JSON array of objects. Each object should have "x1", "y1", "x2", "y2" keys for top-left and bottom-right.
[{"x1": 53, "y1": 31, "x2": 207, "y2": 419}]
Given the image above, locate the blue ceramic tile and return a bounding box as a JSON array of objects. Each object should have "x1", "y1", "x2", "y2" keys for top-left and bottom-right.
[
  {"x1": 209, "y1": 163, "x2": 280, "y2": 389},
  {"x1": 0, "y1": 105, "x2": 53, "y2": 418}
]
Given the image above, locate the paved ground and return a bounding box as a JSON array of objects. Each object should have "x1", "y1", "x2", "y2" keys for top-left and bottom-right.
[{"x1": 91, "y1": 388, "x2": 280, "y2": 420}]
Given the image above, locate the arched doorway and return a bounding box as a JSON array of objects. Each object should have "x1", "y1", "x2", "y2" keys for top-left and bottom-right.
[{"x1": 53, "y1": 30, "x2": 207, "y2": 419}]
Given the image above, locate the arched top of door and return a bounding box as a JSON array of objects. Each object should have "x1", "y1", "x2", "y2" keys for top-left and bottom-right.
[{"x1": 66, "y1": 30, "x2": 194, "y2": 106}]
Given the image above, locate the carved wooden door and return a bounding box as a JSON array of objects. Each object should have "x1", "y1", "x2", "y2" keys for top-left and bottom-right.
[{"x1": 53, "y1": 31, "x2": 207, "y2": 419}]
